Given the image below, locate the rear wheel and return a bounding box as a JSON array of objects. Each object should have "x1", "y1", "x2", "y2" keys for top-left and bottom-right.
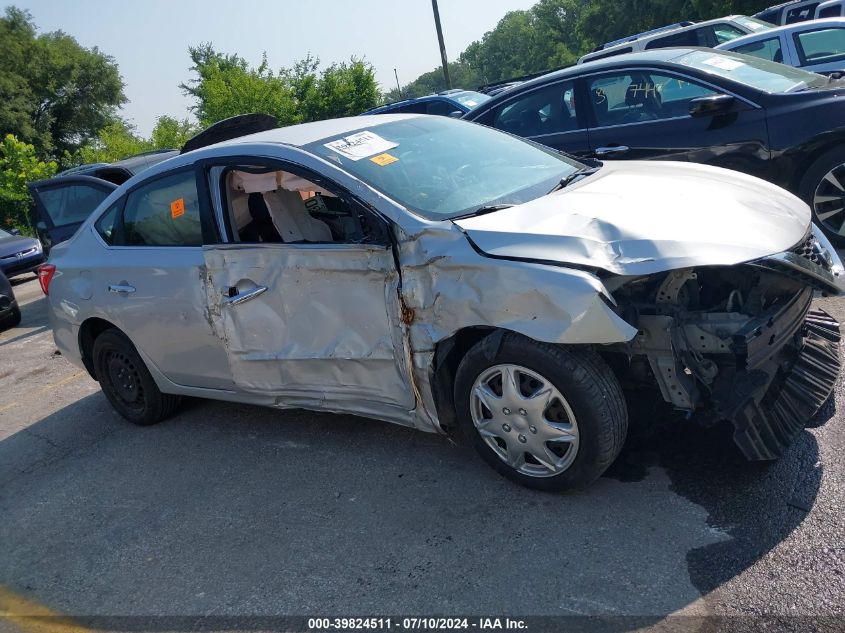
[
  {"x1": 454, "y1": 332, "x2": 627, "y2": 491},
  {"x1": 92, "y1": 329, "x2": 180, "y2": 425},
  {"x1": 799, "y1": 146, "x2": 845, "y2": 246}
]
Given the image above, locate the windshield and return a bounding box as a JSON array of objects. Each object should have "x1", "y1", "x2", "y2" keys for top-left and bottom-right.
[
  {"x1": 304, "y1": 117, "x2": 584, "y2": 220},
  {"x1": 0, "y1": 228, "x2": 11, "y2": 238},
  {"x1": 450, "y1": 90, "x2": 491, "y2": 109},
  {"x1": 733, "y1": 15, "x2": 774, "y2": 32},
  {"x1": 673, "y1": 49, "x2": 827, "y2": 92}
]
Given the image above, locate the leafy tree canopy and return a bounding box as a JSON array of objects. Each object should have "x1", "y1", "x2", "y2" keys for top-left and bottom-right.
[
  {"x1": 0, "y1": 133, "x2": 56, "y2": 231},
  {"x1": 181, "y1": 45, "x2": 381, "y2": 127},
  {"x1": 0, "y1": 6, "x2": 125, "y2": 158}
]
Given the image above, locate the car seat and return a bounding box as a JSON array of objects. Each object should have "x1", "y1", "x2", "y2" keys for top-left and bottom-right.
[
  {"x1": 624, "y1": 78, "x2": 662, "y2": 118},
  {"x1": 263, "y1": 189, "x2": 333, "y2": 243},
  {"x1": 240, "y1": 192, "x2": 284, "y2": 243}
]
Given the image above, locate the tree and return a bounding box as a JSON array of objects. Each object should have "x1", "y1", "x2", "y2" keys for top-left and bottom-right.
[
  {"x1": 0, "y1": 134, "x2": 56, "y2": 231},
  {"x1": 0, "y1": 6, "x2": 126, "y2": 159},
  {"x1": 149, "y1": 115, "x2": 201, "y2": 149},
  {"x1": 181, "y1": 44, "x2": 381, "y2": 126}
]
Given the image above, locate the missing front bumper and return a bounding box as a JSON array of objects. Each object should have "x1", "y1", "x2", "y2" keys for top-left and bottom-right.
[{"x1": 722, "y1": 308, "x2": 841, "y2": 461}]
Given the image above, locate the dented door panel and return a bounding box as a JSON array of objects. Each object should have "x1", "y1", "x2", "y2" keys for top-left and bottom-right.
[{"x1": 202, "y1": 242, "x2": 416, "y2": 421}]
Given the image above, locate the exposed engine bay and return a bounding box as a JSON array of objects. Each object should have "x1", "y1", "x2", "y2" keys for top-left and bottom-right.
[{"x1": 607, "y1": 236, "x2": 842, "y2": 461}]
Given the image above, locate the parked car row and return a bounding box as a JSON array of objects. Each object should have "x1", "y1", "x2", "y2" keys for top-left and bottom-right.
[{"x1": 464, "y1": 47, "x2": 845, "y2": 245}]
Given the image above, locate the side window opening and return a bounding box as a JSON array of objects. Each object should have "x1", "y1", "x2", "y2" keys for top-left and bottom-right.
[
  {"x1": 589, "y1": 72, "x2": 717, "y2": 127},
  {"x1": 94, "y1": 200, "x2": 121, "y2": 245},
  {"x1": 733, "y1": 37, "x2": 784, "y2": 63},
  {"x1": 121, "y1": 170, "x2": 203, "y2": 247},
  {"x1": 491, "y1": 80, "x2": 580, "y2": 137},
  {"x1": 222, "y1": 167, "x2": 387, "y2": 246}
]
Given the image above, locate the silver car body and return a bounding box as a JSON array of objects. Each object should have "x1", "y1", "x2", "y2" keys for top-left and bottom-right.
[
  {"x1": 716, "y1": 18, "x2": 845, "y2": 74},
  {"x1": 45, "y1": 114, "x2": 844, "y2": 452}
]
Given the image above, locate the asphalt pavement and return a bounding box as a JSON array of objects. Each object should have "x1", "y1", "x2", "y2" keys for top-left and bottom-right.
[{"x1": 0, "y1": 274, "x2": 843, "y2": 631}]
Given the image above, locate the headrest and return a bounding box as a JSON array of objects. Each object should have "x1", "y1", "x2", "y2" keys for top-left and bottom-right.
[{"x1": 232, "y1": 170, "x2": 278, "y2": 194}]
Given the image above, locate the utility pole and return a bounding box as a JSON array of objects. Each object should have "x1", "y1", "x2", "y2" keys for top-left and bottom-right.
[
  {"x1": 394, "y1": 68, "x2": 402, "y2": 97},
  {"x1": 431, "y1": 0, "x2": 451, "y2": 90}
]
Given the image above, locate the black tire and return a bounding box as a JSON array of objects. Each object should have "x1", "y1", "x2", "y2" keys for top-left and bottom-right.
[
  {"x1": 0, "y1": 305, "x2": 21, "y2": 330},
  {"x1": 798, "y1": 145, "x2": 845, "y2": 246},
  {"x1": 92, "y1": 328, "x2": 180, "y2": 426},
  {"x1": 454, "y1": 331, "x2": 627, "y2": 492}
]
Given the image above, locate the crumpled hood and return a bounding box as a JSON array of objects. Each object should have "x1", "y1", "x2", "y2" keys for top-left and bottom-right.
[{"x1": 454, "y1": 161, "x2": 810, "y2": 276}]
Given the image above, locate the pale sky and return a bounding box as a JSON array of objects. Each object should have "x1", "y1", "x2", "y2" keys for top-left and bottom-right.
[{"x1": 15, "y1": 0, "x2": 537, "y2": 135}]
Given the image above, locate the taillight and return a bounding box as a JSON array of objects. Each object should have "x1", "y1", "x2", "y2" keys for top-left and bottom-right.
[{"x1": 37, "y1": 264, "x2": 56, "y2": 295}]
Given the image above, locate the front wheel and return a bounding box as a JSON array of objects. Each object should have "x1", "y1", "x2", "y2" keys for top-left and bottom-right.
[
  {"x1": 92, "y1": 329, "x2": 181, "y2": 426},
  {"x1": 454, "y1": 332, "x2": 627, "y2": 491},
  {"x1": 799, "y1": 146, "x2": 845, "y2": 246}
]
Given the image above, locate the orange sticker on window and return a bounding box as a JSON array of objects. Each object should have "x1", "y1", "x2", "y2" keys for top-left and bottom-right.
[
  {"x1": 370, "y1": 152, "x2": 398, "y2": 166},
  {"x1": 170, "y1": 198, "x2": 185, "y2": 219}
]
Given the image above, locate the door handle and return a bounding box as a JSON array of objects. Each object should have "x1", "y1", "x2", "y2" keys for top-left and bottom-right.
[
  {"x1": 108, "y1": 283, "x2": 136, "y2": 294},
  {"x1": 224, "y1": 285, "x2": 268, "y2": 306},
  {"x1": 594, "y1": 145, "x2": 630, "y2": 157}
]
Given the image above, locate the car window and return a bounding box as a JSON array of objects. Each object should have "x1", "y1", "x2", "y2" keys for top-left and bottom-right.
[
  {"x1": 588, "y1": 72, "x2": 717, "y2": 127},
  {"x1": 756, "y1": 8, "x2": 781, "y2": 24},
  {"x1": 219, "y1": 166, "x2": 387, "y2": 245},
  {"x1": 673, "y1": 49, "x2": 827, "y2": 92},
  {"x1": 731, "y1": 37, "x2": 785, "y2": 63},
  {"x1": 303, "y1": 117, "x2": 582, "y2": 220},
  {"x1": 645, "y1": 28, "x2": 702, "y2": 49},
  {"x1": 786, "y1": 3, "x2": 818, "y2": 22},
  {"x1": 94, "y1": 200, "x2": 121, "y2": 245},
  {"x1": 120, "y1": 171, "x2": 203, "y2": 247},
  {"x1": 426, "y1": 100, "x2": 459, "y2": 116},
  {"x1": 491, "y1": 80, "x2": 580, "y2": 137},
  {"x1": 36, "y1": 183, "x2": 111, "y2": 228},
  {"x1": 794, "y1": 27, "x2": 845, "y2": 65},
  {"x1": 711, "y1": 24, "x2": 750, "y2": 44},
  {"x1": 818, "y1": 5, "x2": 843, "y2": 17},
  {"x1": 391, "y1": 101, "x2": 428, "y2": 114}
]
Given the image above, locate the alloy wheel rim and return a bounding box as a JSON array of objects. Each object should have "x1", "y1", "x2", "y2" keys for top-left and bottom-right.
[
  {"x1": 470, "y1": 363, "x2": 579, "y2": 478},
  {"x1": 813, "y1": 164, "x2": 845, "y2": 236}
]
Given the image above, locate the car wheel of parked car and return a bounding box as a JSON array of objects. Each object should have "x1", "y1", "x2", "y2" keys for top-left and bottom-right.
[
  {"x1": 92, "y1": 328, "x2": 180, "y2": 426},
  {"x1": 1, "y1": 305, "x2": 21, "y2": 330},
  {"x1": 800, "y1": 146, "x2": 845, "y2": 246},
  {"x1": 454, "y1": 332, "x2": 627, "y2": 491}
]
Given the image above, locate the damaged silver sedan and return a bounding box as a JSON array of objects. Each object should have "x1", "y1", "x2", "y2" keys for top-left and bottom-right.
[{"x1": 41, "y1": 114, "x2": 844, "y2": 491}]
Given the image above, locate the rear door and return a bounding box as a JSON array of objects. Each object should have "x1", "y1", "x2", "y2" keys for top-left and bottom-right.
[
  {"x1": 28, "y1": 175, "x2": 116, "y2": 252},
  {"x1": 583, "y1": 68, "x2": 772, "y2": 180},
  {"x1": 475, "y1": 79, "x2": 591, "y2": 156}
]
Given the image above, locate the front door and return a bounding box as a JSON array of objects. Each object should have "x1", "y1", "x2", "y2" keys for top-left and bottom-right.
[
  {"x1": 28, "y1": 175, "x2": 116, "y2": 252},
  {"x1": 200, "y1": 160, "x2": 415, "y2": 421},
  {"x1": 584, "y1": 69, "x2": 771, "y2": 180}
]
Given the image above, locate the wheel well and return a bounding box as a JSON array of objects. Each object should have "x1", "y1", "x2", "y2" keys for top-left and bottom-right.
[
  {"x1": 430, "y1": 326, "x2": 496, "y2": 433},
  {"x1": 789, "y1": 141, "x2": 844, "y2": 194},
  {"x1": 78, "y1": 317, "x2": 117, "y2": 379}
]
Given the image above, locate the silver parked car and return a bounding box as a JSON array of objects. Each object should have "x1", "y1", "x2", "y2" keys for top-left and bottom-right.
[
  {"x1": 717, "y1": 18, "x2": 845, "y2": 75},
  {"x1": 40, "y1": 114, "x2": 844, "y2": 491}
]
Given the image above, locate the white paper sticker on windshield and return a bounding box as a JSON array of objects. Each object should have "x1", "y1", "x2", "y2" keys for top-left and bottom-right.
[
  {"x1": 324, "y1": 131, "x2": 398, "y2": 161},
  {"x1": 701, "y1": 56, "x2": 744, "y2": 71}
]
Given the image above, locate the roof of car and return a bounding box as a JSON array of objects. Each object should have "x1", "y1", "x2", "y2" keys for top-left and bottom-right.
[
  {"x1": 529, "y1": 47, "x2": 697, "y2": 84},
  {"x1": 208, "y1": 113, "x2": 421, "y2": 149},
  {"x1": 718, "y1": 16, "x2": 845, "y2": 44}
]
